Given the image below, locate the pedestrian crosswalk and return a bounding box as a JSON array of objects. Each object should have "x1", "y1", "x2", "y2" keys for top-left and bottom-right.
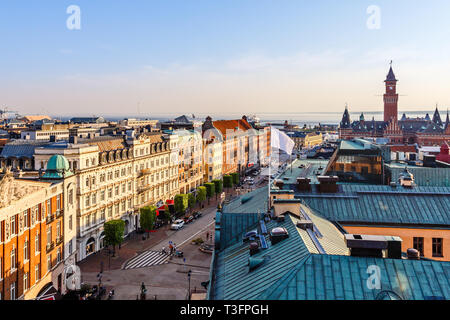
[{"x1": 123, "y1": 250, "x2": 169, "y2": 270}]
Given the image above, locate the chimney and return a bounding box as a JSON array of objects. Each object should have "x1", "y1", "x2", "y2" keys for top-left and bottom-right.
[
  {"x1": 406, "y1": 248, "x2": 420, "y2": 260},
  {"x1": 317, "y1": 176, "x2": 339, "y2": 193},
  {"x1": 296, "y1": 177, "x2": 311, "y2": 192}
]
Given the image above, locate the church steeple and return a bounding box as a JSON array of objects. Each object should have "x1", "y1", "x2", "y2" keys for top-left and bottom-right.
[
  {"x1": 340, "y1": 104, "x2": 351, "y2": 128},
  {"x1": 432, "y1": 105, "x2": 443, "y2": 127}
]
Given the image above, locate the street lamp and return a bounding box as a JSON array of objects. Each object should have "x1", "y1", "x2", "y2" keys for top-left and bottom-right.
[{"x1": 187, "y1": 270, "x2": 192, "y2": 300}]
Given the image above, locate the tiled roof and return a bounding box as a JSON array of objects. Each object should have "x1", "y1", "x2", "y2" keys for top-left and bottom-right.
[
  {"x1": 259, "y1": 254, "x2": 450, "y2": 300},
  {"x1": 212, "y1": 119, "x2": 252, "y2": 137},
  {"x1": 296, "y1": 184, "x2": 450, "y2": 226},
  {"x1": 389, "y1": 145, "x2": 418, "y2": 153},
  {"x1": 80, "y1": 137, "x2": 126, "y2": 152}
]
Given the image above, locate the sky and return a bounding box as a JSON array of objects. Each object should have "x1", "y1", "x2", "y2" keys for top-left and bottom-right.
[{"x1": 1, "y1": 0, "x2": 450, "y2": 117}]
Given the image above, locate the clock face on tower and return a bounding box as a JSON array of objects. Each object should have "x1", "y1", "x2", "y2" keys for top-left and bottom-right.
[{"x1": 389, "y1": 86, "x2": 393, "y2": 90}]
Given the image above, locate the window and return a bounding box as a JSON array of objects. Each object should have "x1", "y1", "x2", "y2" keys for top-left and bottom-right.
[
  {"x1": 100, "y1": 190, "x2": 105, "y2": 201},
  {"x1": 86, "y1": 177, "x2": 89, "y2": 187},
  {"x1": 10, "y1": 282, "x2": 16, "y2": 300},
  {"x1": 413, "y1": 237, "x2": 424, "y2": 256},
  {"x1": 101, "y1": 209, "x2": 106, "y2": 221},
  {"x1": 122, "y1": 183, "x2": 126, "y2": 193},
  {"x1": 47, "y1": 226, "x2": 52, "y2": 246},
  {"x1": 57, "y1": 248, "x2": 62, "y2": 264},
  {"x1": 10, "y1": 247, "x2": 16, "y2": 271},
  {"x1": 108, "y1": 206, "x2": 113, "y2": 218},
  {"x1": 47, "y1": 200, "x2": 51, "y2": 216},
  {"x1": 24, "y1": 210, "x2": 29, "y2": 229},
  {"x1": 115, "y1": 186, "x2": 119, "y2": 196},
  {"x1": 57, "y1": 221, "x2": 61, "y2": 239},
  {"x1": 24, "y1": 240, "x2": 29, "y2": 261},
  {"x1": 68, "y1": 240, "x2": 73, "y2": 255},
  {"x1": 69, "y1": 189, "x2": 74, "y2": 205},
  {"x1": 35, "y1": 233, "x2": 40, "y2": 255},
  {"x1": 92, "y1": 193, "x2": 96, "y2": 205},
  {"x1": 0, "y1": 257, "x2": 2, "y2": 280},
  {"x1": 23, "y1": 272, "x2": 29, "y2": 292},
  {"x1": 108, "y1": 188, "x2": 113, "y2": 198},
  {"x1": 69, "y1": 215, "x2": 73, "y2": 230},
  {"x1": 432, "y1": 238, "x2": 443, "y2": 257},
  {"x1": 57, "y1": 195, "x2": 61, "y2": 210},
  {"x1": 10, "y1": 215, "x2": 16, "y2": 236},
  {"x1": 35, "y1": 264, "x2": 40, "y2": 282}
]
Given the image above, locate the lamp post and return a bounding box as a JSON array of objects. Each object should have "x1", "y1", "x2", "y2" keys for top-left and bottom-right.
[{"x1": 187, "y1": 270, "x2": 192, "y2": 300}]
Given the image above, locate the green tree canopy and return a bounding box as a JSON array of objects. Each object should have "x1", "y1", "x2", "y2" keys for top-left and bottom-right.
[
  {"x1": 197, "y1": 186, "x2": 207, "y2": 205},
  {"x1": 204, "y1": 183, "x2": 215, "y2": 200},
  {"x1": 223, "y1": 175, "x2": 233, "y2": 189},
  {"x1": 139, "y1": 206, "x2": 157, "y2": 236},
  {"x1": 174, "y1": 194, "x2": 189, "y2": 214},
  {"x1": 213, "y1": 179, "x2": 223, "y2": 198},
  {"x1": 188, "y1": 192, "x2": 196, "y2": 210},
  {"x1": 231, "y1": 172, "x2": 239, "y2": 185},
  {"x1": 104, "y1": 219, "x2": 125, "y2": 256}
]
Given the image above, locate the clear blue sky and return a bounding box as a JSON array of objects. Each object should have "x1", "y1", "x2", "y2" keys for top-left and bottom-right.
[{"x1": 1, "y1": 1, "x2": 450, "y2": 116}]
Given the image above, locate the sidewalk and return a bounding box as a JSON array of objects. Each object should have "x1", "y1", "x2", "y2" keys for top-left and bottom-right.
[{"x1": 77, "y1": 198, "x2": 223, "y2": 274}]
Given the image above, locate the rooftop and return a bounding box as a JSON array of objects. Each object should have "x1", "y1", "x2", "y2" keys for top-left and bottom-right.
[{"x1": 296, "y1": 184, "x2": 450, "y2": 227}]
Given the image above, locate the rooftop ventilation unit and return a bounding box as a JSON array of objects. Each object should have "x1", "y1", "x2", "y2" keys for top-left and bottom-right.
[
  {"x1": 345, "y1": 234, "x2": 402, "y2": 259},
  {"x1": 248, "y1": 257, "x2": 265, "y2": 271},
  {"x1": 270, "y1": 227, "x2": 289, "y2": 245},
  {"x1": 406, "y1": 248, "x2": 420, "y2": 260},
  {"x1": 296, "y1": 220, "x2": 314, "y2": 231},
  {"x1": 249, "y1": 242, "x2": 260, "y2": 256}
]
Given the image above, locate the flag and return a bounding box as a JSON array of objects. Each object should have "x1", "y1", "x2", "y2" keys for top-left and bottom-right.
[{"x1": 270, "y1": 127, "x2": 295, "y2": 155}]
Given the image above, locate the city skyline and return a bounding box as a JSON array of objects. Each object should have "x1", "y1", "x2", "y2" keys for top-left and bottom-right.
[{"x1": 2, "y1": 1, "x2": 450, "y2": 116}]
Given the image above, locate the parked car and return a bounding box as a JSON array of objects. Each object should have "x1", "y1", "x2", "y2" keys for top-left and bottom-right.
[
  {"x1": 183, "y1": 216, "x2": 194, "y2": 224},
  {"x1": 170, "y1": 219, "x2": 185, "y2": 230},
  {"x1": 193, "y1": 211, "x2": 202, "y2": 219}
]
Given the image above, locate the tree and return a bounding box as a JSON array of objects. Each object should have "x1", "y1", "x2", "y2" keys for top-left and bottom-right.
[
  {"x1": 231, "y1": 172, "x2": 239, "y2": 185},
  {"x1": 213, "y1": 179, "x2": 223, "y2": 200},
  {"x1": 204, "y1": 183, "x2": 214, "y2": 205},
  {"x1": 223, "y1": 175, "x2": 233, "y2": 193},
  {"x1": 161, "y1": 204, "x2": 172, "y2": 222},
  {"x1": 197, "y1": 186, "x2": 208, "y2": 206},
  {"x1": 139, "y1": 206, "x2": 157, "y2": 239},
  {"x1": 188, "y1": 193, "x2": 196, "y2": 213},
  {"x1": 104, "y1": 219, "x2": 125, "y2": 257},
  {"x1": 174, "y1": 194, "x2": 188, "y2": 215}
]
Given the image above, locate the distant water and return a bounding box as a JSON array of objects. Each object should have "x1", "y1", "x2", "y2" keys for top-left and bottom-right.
[{"x1": 53, "y1": 110, "x2": 436, "y2": 128}]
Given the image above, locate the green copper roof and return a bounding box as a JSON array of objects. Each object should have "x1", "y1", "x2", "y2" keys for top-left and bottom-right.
[
  {"x1": 385, "y1": 163, "x2": 450, "y2": 187},
  {"x1": 297, "y1": 184, "x2": 450, "y2": 226},
  {"x1": 259, "y1": 254, "x2": 450, "y2": 300},
  {"x1": 42, "y1": 154, "x2": 73, "y2": 179}
]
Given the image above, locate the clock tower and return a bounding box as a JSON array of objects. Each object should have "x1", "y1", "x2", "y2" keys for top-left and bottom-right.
[{"x1": 383, "y1": 62, "x2": 399, "y2": 122}]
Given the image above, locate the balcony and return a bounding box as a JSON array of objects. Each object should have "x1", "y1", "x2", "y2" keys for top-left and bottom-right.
[
  {"x1": 46, "y1": 215, "x2": 55, "y2": 224},
  {"x1": 46, "y1": 242, "x2": 55, "y2": 253},
  {"x1": 56, "y1": 236, "x2": 63, "y2": 246},
  {"x1": 55, "y1": 210, "x2": 63, "y2": 218}
]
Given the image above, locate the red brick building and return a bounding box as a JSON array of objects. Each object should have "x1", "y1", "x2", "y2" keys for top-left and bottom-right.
[
  {"x1": 0, "y1": 177, "x2": 66, "y2": 300},
  {"x1": 339, "y1": 64, "x2": 450, "y2": 146}
]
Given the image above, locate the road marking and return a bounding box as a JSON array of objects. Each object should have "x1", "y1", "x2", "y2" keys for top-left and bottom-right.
[
  {"x1": 177, "y1": 220, "x2": 215, "y2": 248},
  {"x1": 123, "y1": 250, "x2": 169, "y2": 270}
]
